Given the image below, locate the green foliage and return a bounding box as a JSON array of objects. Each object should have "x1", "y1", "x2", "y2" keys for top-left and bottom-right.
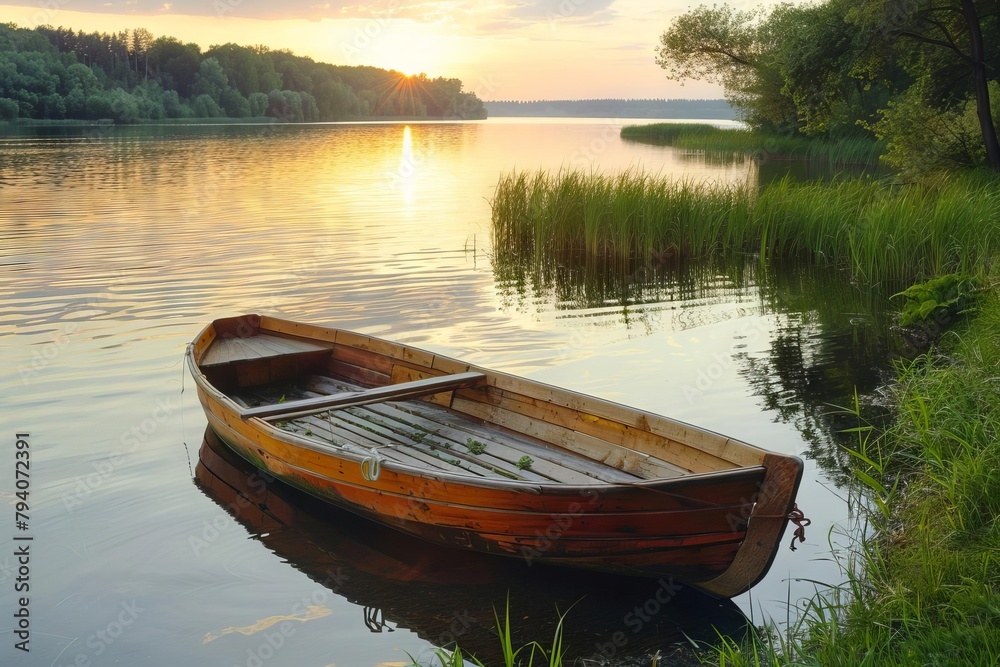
[
  {"x1": 874, "y1": 80, "x2": 1000, "y2": 176},
  {"x1": 704, "y1": 290, "x2": 1000, "y2": 666},
  {"x1": 0, "y1": 97, "x2": 18, "y2": 120},
  {"x1": 408, "y1": 597, "x2": 572, "y2": 667},
  {"x1": 655, "y1": 4, "x2": 796, "y2": 131},
  {"x1": 894, "y1": 273, "x2": 981, "y2": 327},
  {"x1": 620, "y1": 123, "x2": 883, "y2": 165},
  {"x1": 516, "y1": 456, "x2": 534, "y2": 470},
  {"x1": 0, "y1": 22, "x2": 486, "y2": 123},
  {"x1": 466, "y1": 438, "x2": 486, "y2": 455},
  {"x1": 491, "y1": 168, "x2": 1000, "y2": 285},
  {"x1": 655, "y1": 0, "x2": 1000, "y2": 175}
]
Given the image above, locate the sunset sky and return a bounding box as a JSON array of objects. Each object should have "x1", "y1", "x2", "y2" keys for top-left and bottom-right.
[{"x1": 0, "y1": 0, "x2": 762, "y2": 100}]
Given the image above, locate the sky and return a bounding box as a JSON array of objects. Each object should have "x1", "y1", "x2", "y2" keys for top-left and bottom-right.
[{"x1": 0, "y1": 0, "x2": 746, "y2": 100}]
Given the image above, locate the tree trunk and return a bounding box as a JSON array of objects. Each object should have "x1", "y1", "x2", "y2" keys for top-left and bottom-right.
[{"x1": 960, "y1": 0, "x2": 1000, "y2": 171}]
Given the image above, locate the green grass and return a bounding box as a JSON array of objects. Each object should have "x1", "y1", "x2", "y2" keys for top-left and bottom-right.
[
  {"x1": 705, "y1": 288, "x2": 1000, "y2": 666},
  {"x1": 620, "y1": 123, "x2": 884, "y2": 166},
  {"x1": 490, "y1": 169, "x2": 1000, "y2": 285},
  {"x1": 407, "y1": 598, "x2": 572, "y2": 667}
]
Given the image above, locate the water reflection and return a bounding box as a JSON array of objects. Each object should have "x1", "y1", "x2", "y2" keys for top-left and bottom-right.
[
  {"x1": 492, "y1": 251, "x2": 896, "y2": 486},
  {"x1": 620, "y1": 133, "x2": 886, "y2": 184},
  {"x1": 194, "y1": 428, "x2": 750, "y2": 663}
]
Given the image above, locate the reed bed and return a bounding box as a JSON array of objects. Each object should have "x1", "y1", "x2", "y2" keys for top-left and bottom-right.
[
  {"x1": 620, "y1": 123, "x2": 884, "y2": 166},
  {"x1": 490, "y1": 169, "x2": 1000, "y2": 285}
]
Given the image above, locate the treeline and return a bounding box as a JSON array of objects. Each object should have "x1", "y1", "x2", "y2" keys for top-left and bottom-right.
[
  {"x1": 657, "y1": 0, "x2": 1000, "y2": 175},
  {"x1": 0, "y1": 23, "x2": 487, "y2": 123},
  {"x1": 485, "y1": 98, "x2": 734, "y2": 119}
]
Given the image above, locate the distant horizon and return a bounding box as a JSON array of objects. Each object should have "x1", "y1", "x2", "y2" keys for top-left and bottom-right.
[{"x1": 0, "y1": 1, "x2": 797, "y2": 100}]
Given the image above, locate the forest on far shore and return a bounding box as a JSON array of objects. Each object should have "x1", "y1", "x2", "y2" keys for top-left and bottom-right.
[{"x1": 0, "y1": 23, "x2": 488, "y2": 123}]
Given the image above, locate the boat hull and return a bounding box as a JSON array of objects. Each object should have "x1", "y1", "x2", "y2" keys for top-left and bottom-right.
[{"x1": 188, "y1": 314, "x2": 804, "y2": 597}]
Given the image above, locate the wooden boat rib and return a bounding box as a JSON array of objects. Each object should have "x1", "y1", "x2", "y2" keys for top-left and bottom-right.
[{"x1": 187, "y1": 313, "x2": 804, "y2": 598}]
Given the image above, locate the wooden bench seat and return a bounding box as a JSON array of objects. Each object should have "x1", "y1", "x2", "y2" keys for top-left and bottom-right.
[{"x1": 241, "y1": 372, "x2": 487, "y2": 420}]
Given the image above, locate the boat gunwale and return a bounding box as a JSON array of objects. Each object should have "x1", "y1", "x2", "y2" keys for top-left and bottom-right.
[
  {"x1": 190, "y1": 343, "x2": 772, "y2": 493},
  {"x1": 191, "y1": 315, "x2": 785, "y2": 468}
]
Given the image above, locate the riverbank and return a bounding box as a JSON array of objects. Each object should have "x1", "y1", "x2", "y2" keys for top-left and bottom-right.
[
  {"x1": 712, "y1": 284, "x2": 1000, "y2": 666},
  {"x1": 620, "y1": 123, "x2": 883, "y2": 166},
  {"x1": 0, "y1": 114, "x2": 479, "y2": 129}
]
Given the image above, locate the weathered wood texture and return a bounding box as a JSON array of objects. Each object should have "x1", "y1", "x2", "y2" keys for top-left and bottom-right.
[{"x1": 187, "y1": 314, "x2": 804, "y2": 597}]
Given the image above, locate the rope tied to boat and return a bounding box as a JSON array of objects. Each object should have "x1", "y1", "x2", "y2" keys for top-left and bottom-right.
[
  {"x1": 360, "y1": 447, "x2": 385, "y2": 482},
  {"x1": 752, "y1": 503, "x2": 811, "y2": 551},
  {"x1": 787, "y1": 504, "x2": 810, "y2": 551}
]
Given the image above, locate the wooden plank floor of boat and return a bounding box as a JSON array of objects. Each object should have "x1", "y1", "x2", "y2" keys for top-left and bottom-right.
[{"x1": 233, "y1": 374, "x2": 655, "y2": 485}]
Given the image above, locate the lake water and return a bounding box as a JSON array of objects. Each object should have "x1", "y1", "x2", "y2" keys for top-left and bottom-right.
[{"x1": 1, "y1": 118, "x2": 889, "y2": 666}]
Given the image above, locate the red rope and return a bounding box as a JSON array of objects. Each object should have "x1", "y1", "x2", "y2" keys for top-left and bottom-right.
[{"x1": 787, "y1": 503, "x2": 811, "y2": 551}]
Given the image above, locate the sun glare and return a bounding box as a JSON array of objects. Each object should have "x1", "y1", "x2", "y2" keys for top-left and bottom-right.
[
  {"x1": 373, "y1": 74, "x2": 429, "y2": 117},
  {"x1": 399, "y1": 125, "x2": 417, "y2": 205}
]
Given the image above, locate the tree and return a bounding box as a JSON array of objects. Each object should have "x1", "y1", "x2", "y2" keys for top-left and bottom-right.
[
  {"x1": 0, "y1": 97, "x2": 19, "y2": 120},
  {"x1": 655, "y1": 4, "x2": 797, "y2": 131},
  {"x1": 192, "y1": 57, "x2": 229, "y2": 103},
  {"x1": 848, "y1": 0, "x2": 1000, "y2": 171},
  {"x1": 148, "y1": 37, "x2": 201, "y2": 98},
  {"x1": 131, "y1": 27, "x2": 154, "y2": 80},
  {"x1": 247, "y1": 91, "x2": 268, "y2": 117}
]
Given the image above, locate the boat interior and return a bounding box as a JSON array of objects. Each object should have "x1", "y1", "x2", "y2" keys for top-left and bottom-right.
[{"x1": 194, "y1": 315, "x2": 766, "y2": 485}]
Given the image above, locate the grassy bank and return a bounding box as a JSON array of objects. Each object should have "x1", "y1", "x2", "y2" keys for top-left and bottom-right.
[
  {"x1": 713, "y1": 286, "x2": 1000, "y2": 666},
  {"x1": 491, "y1": 170, "x2": 1000, "y2": 284},
  {"x1": 620, "y1": 123, "x2": 883, "y2": 166}
]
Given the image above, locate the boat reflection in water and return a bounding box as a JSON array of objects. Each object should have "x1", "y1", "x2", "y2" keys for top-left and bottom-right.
[{"x1": 194, "y1": 428, "x2": 751, "y2": 663}]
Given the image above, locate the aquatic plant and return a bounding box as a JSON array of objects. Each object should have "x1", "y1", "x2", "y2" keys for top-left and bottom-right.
[
  {"x1": 620, "y1": 123, "x2": 884, "y2": 166},
  {"x1": 491, "y1": 169, "x2": 1000, "y2": 285}
]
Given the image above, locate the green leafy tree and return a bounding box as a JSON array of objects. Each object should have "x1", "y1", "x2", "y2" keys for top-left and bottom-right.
[
  {"x1": 191, "y1": 93, "x2": 223, "y2": 118},
  {"x1": 148, "y1": 36, "x2": 201, "y2": 98},
  {"x1": 0, "y1": 97, "x2": 19, "y2": 120},
  {"x1": 847, "y1": 0, "x2": 1000, "y2": 171},
  {"x1": 219, "y1": 86, "x2": 250, "y2": 117},
  {"x1": 655, "y1": 4, "x2": 797, "y2": 131},
  {"x1": 247, "y1": 91, "x2": 268, "y2": 117}
]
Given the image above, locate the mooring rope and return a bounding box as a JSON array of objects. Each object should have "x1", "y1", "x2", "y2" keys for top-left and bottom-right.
[{"x1": 787, "y1": 504, "x2": 811, "y2": 551}]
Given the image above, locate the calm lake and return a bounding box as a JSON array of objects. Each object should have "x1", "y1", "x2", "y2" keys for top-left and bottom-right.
[{"x1": 1, "y1": 118, "x2": 889, "y2": 665}]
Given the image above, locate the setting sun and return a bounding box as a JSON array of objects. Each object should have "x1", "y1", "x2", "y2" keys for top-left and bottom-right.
[{"x1": 0, "y1": 0, "x2": 727, "y2": 99}]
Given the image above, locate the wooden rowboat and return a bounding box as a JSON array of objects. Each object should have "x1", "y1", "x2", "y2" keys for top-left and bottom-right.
[{"x1": 186, "y1": 314, "x2": 805, "y2": 598}]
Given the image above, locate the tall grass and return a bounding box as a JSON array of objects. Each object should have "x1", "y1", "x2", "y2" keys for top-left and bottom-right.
[
  {"x1": 707, "y1": 291, "x2": 1000, "y2": 666},
  {"x1": 620, "y1": 123, "x2": 884, "y2": 167},
  {"x1": 491, "y1": 169, "x2": 1000, "y2": 285}
]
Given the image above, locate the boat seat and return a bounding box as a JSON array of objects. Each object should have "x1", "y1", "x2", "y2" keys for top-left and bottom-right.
[
  {"x1": 241, "y1": 371, "x2": 487, "y2": 420},
  {"x1": 201, "y1": 333, "x2": 334, "y2": 367}
]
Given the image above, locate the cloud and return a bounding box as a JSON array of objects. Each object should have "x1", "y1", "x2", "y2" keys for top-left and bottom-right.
[
  {"x1": 0, "y1": 0, "x2": 454, "y2": 21},
  {"x1": 1, "y1": 0, "x2": 616, "y2": 27}
]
